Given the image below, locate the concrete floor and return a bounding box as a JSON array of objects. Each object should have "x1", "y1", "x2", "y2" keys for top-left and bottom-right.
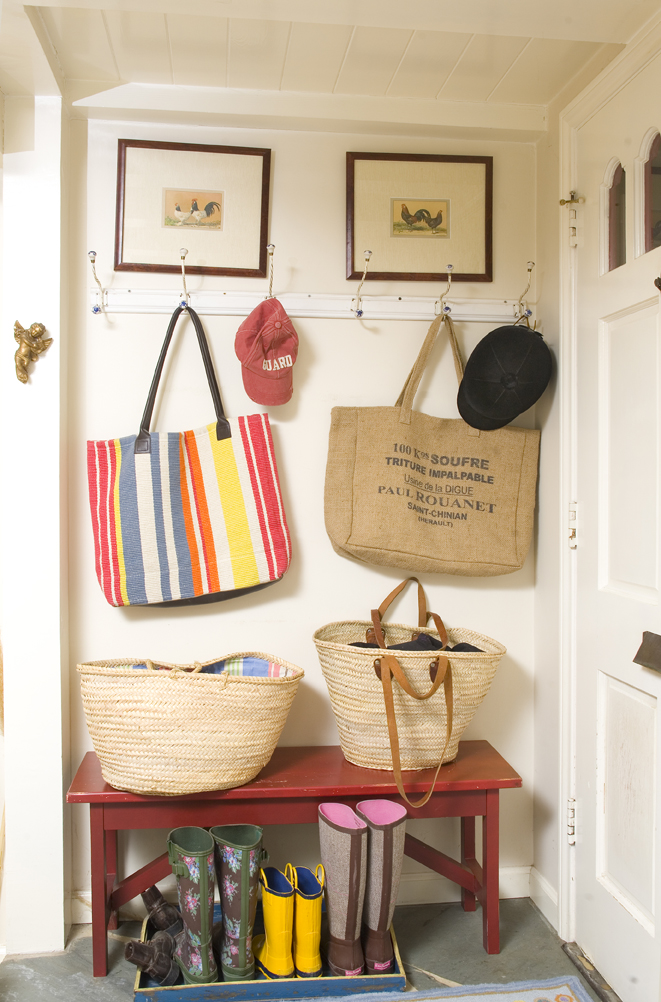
[
  {"x1": 392, "y1": 898, "x2": 599, "y2": 1000},
  {"x1": 0, "y1": 898, "x2": 600, "y2": 1001}
]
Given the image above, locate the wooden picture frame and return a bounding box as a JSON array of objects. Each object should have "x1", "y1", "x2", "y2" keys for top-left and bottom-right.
[
  {"x1": 346, "y1": 152, "x2": 493, "y2": 282},
  {"x1": 115, "y1": 139, "x2": 271, "y2": 277}
]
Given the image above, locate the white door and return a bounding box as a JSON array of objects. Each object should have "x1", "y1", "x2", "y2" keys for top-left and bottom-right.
[{"x1": 571, "y1": 51, "x2": 661, "y2": 1002}]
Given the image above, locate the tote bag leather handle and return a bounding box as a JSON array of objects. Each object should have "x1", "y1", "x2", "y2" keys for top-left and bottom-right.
[
  {"x1": 135, "y1": 305, "x2": 231, "y2": 454},
  {"x1": 396, "y1": 314, "x2": 471, "y2": 429},
  {"x1": 371, "y1": 576, "x2": 450, "y2": 648},
  {"x1": 377, "y1": 652, "x2": 454, "y2": 809},
  {"x1": 369, "y1": 576, "x2": 453, "y2": 808},
  {"x1": 374, "y1": 576, "x2": 428, "y2": 629}
]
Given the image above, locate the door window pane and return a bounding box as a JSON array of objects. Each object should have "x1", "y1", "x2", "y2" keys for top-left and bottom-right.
[
  {"x1": 609, "y1": 163, "x2": 626, "y2": 271},
  {"x1": 645, "y1": 133, "x2": 661, "y2": 253}
]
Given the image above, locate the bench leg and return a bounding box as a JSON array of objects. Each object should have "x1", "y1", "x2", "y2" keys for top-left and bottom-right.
[
  {"x1": 482, "y1": 789, "x2": 500, "y2": 954},
  {"x1": 107, "y1": 830, "x2": 118, "y2": 931},
  {"x1": 90, "y1": 805, "x2": 109, "y2": 977},
  {"x1": 461, "y1": 817, "x2": 477, "y2": 912}
]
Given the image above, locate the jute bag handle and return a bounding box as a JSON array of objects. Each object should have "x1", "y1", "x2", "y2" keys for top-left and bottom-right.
[
  {"x1": 370, "y1": 578, "x2": 453, "y2": 808},
  {"x1": 396, "y1": 315, "x2": 479, "y2": 437}
]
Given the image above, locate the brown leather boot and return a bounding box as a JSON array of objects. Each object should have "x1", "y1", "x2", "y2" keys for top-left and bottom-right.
[
  {"x1": 141, "y1": 885, "x2": 184, "y2": 937},
  {"x1": 356, "y1": 800, "x2": 407, "y2": 974},
  {"x1": 318, "y1": 803, "x2": 367, "y2": 976},
  {"x1": 125, "y1": 930, "x2": 180, "y2": 985}
]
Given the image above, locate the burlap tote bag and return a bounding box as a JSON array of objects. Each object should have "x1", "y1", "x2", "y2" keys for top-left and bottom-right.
[
  {"x1": 313, "y1": 577, "x2": 506, "y2": 808},
  {"x1": 324, "y1": 314, "x2": 540, "y2": 576}
]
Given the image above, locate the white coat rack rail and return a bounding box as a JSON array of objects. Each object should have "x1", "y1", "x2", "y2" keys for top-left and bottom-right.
[
  {"x1": 88, "y1": 251, "x2": 535, "y2": 326},
  {"x1": 89, "y1": 288, "x2": 522, "y2": 324}
]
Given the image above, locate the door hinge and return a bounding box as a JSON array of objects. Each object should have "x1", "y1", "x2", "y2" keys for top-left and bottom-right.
[
  {"x1": 568, "y1": 501, "x2": 578, "y2": 549},
  {"x1": 567, "y1": 798, "x2": 576, "y2": 845}
]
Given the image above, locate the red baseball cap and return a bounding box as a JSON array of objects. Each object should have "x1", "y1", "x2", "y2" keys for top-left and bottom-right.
[{"x1": 234, "y1": 299, "x2": 299, "y2": 406}]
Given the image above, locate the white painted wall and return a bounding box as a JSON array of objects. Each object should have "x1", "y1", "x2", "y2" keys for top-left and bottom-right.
[{"x1": 66, "y1": 118, "x2": 539, "y2": 921}]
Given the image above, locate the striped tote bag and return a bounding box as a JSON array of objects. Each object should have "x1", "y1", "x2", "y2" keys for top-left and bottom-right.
[{"x1": 87, "y1": 305, "x2": 291, "y2": 607}]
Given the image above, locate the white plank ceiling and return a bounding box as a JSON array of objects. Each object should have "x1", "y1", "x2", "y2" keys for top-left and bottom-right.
[
  {"x1": 30, "y1": 7, "x2": 622, "y2": 106},
  {"x1": 3, "y1": 1, "x2": 661, "y2": 137}
]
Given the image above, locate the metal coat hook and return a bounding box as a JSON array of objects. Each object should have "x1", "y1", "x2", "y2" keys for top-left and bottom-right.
[
  {"x1": 180, "y1": 248, "x2": 190, "y2": 307},
  {"x1": 353, "y1": 250, "x2": 372, "y2": 317},
  {"x1": 435, "y1": 265, "x2": 454, "y2": 315},
  {"x1": 515, "y1": 261, "x2": 536, "y2": 328},
  {"x1": 265, "y1": 244, "x2": 275, "y2": 299},
  {"x1": 88, "y1": 251, "x2": 107, "y2": 315}
]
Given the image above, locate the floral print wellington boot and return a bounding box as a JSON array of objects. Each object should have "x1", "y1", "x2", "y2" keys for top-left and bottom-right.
[
  {"x1": 210, "y1": 824, "x2": 266, "y2": 981},
  {"x1": 167, "y1": 826, "x2": 218, "y2": 984}
]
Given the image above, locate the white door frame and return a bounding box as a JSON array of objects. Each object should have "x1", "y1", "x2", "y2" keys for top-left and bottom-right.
[
  {"x1": 557, "y1": 11, "x2": 661, "y2": 944},
  {"x1": 0, "y1": 94, "x2": 70, "y2": 954}
]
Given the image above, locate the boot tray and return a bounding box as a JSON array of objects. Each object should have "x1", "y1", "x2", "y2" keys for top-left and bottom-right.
[{"x1": 133, "y1": 904, "x2": 406, "y2": 999}]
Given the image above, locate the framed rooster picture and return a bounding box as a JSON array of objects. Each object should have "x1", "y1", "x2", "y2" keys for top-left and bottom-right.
[
  {"x1": 115, "y1": 140, "x2": 271, "y2": 277},
  {"x1": 347, "y1": 152, "x2": 492, "y2": 282}
]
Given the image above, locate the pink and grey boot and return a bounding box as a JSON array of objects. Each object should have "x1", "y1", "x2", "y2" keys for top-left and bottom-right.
[
  {"x1": 355, "y1": 800, "x2": 407, "y2": 974},
  {"x1": 318, "y1": 803, "x2": 367, "y2": 976}
]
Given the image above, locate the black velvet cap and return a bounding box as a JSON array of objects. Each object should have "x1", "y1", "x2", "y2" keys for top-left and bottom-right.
[{"x1": 457, "y1": 324, "x2": 552, "y2": 430}]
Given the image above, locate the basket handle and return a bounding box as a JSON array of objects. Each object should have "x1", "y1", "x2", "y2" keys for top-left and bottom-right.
[
  {"x1": 371, "y1": 578, "x2": 449, "y2": 649},
  {"x1": 376, "y1": 652, "x2": 453, "y2": 809},
  {"x1": 145, "y1": 660, "x2": 205, "y2": 673},
  {"x1": 374, "y1": 577, "x2": 428, "y2": 628}
]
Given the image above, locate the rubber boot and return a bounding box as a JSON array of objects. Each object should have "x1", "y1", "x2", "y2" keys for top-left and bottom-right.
[
  {"x1": 124, "y1": 931, "x2": 180, "y2": 986},
  {"x1": 356, "y1": 800, "x2": 407, "y2": 974},
  {"x1": 318, "y1": 803, "x2": 367, "y2": 977},
  {"x1": 167, "y1": 826, "x2": 218, "y2": 984},
  {"x1": 253, "y1": 866, "x2": 294, "y2": 979},
  {"x1": 288, "y1": 864, "x2": 324, "y2": 978},
  {"x1": 210, "y1": 824, "x2": 264, "y2": 982},
  {"x1": 141, "y1": 885, "x2": 184, "y2": 937}
]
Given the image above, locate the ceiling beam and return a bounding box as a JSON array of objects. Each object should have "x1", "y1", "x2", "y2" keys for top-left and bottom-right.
[{"x1": 70, "y1": 82, "x2": 547, "y2": 140}]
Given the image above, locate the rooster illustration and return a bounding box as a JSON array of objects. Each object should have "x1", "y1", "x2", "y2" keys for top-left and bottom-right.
[
  {"x1": 190, "y1": 199, "x2": 221, "y2": 224},
  {"x1": 400, "y1": 203, "x2": 429, "y2": 228},
  {"x1": 423, "y1": 209, "x2": 443, "y2": 231},
  {"x1": 173, "y1": 203, "x2": 193, "y2": 225}
]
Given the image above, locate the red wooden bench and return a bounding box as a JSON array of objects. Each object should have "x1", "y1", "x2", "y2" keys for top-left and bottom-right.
[{"x1": 66, "y1": 740, "x2": 521, "y2": 977}]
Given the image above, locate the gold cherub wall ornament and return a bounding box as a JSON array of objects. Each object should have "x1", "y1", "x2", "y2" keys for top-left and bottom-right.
[{"x1": 14, "y1": 321, "x2": 53, "y2": 383}]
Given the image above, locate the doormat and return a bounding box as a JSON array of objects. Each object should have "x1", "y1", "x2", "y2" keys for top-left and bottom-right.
[{"x1": 337, "y1": 977, "x2": 592, "y2": 1002}]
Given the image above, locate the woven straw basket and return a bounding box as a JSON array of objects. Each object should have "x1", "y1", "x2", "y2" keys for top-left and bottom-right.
[
  {"x1": 314, "y1": 619, "x2": 504, "y2": 767},
  {"x1": 77, "y1": 652, "x2": 304, "y2": 796},
  {"x1": 313, "y1": 579, "x2": 505, "y2": 805}
]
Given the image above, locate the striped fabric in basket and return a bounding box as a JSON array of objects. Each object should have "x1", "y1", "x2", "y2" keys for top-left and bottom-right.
[
  {"x1": 129, "y1": 657, "x2": 296, "y2": 677},
  {"x1": 87, "y1": 415, "x2": 291, "y2": 607}
]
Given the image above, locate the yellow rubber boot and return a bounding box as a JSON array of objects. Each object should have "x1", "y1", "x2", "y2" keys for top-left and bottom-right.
[
  {"x1": 253, "y1": 867, "x2": 294, "y2": 979},
  {"x1": 289, "y1": 864, "x2": 325, "y2": 978}
]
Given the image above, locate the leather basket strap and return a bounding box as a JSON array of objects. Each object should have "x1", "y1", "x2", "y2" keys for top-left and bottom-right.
[
  {"x1": 378, "y1": 652, "x2": 454, "y2": 809},
  {"x1": 135, "y1": 305, "x2": 231, "y2": 454},
  {"x1": 426, "y1": 611, "x2": 449, "y2": 649},
  {"x1": 376, "y1": 651, "x2": 447, "y2": 700},
  {"x1": 370, "y1": 578, "x2": 449, "y2": 650},
  {"x1": 374, "y1": 577, "x2": 428, "y2": 631},
  {"x1": 396, "y1": 314, "x2": 465, "y2": 426}
]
